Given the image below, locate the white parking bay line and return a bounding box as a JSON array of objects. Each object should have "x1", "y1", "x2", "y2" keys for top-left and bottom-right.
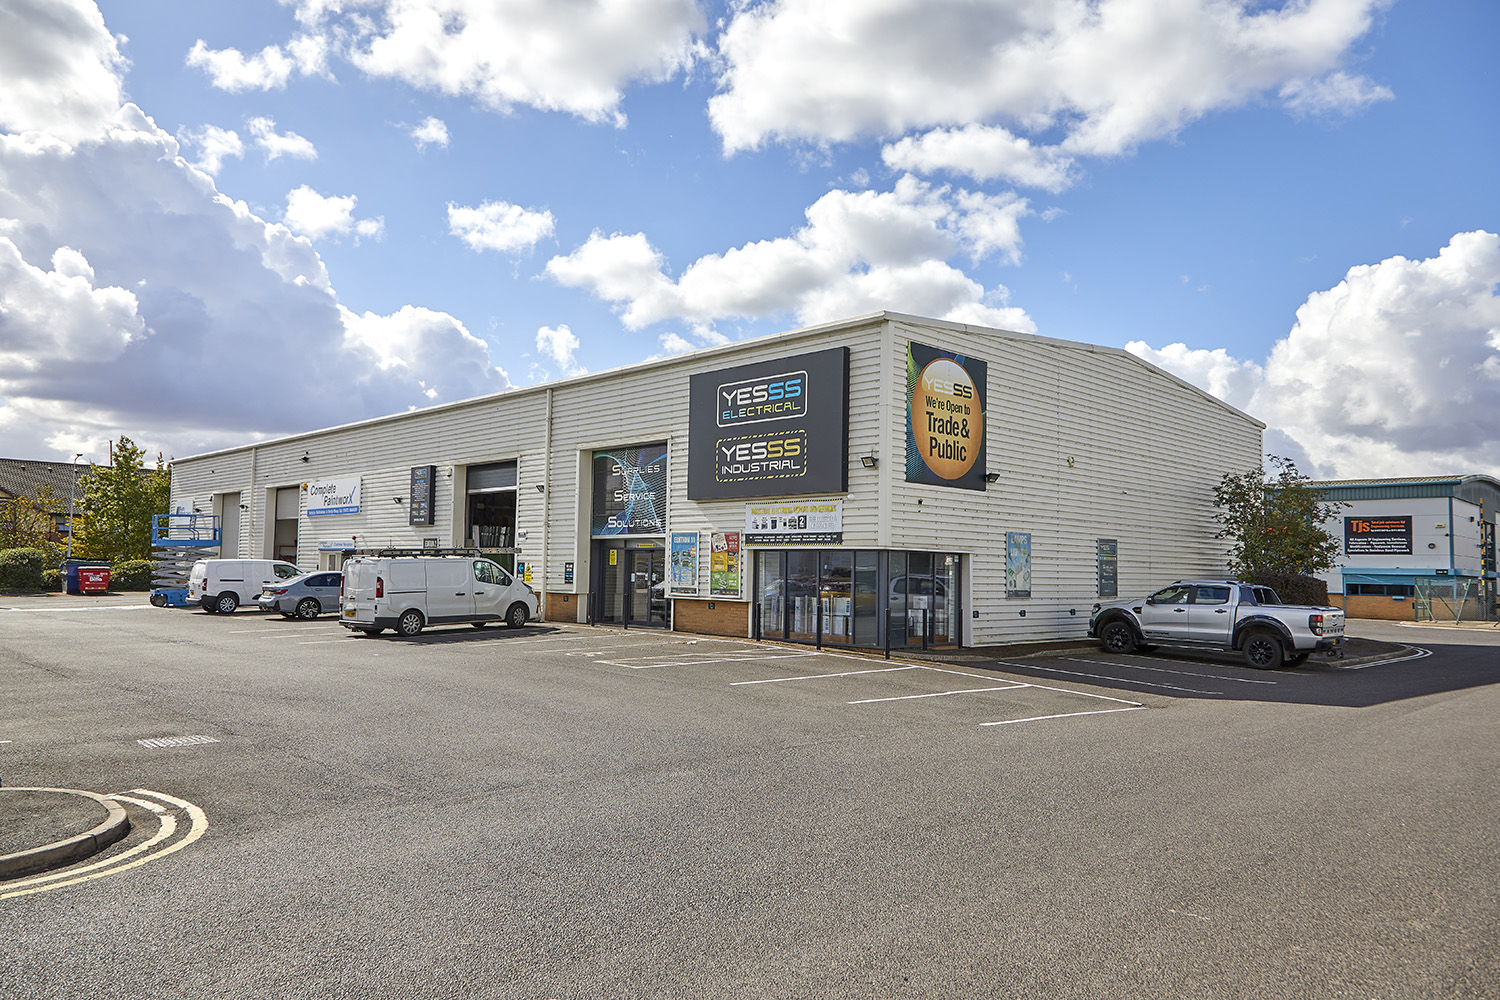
[
  {"x1": 986, "y1": 660, "x2": 1220, "y2": 695},
  {"x1": 731, "y1": 665, "x2": 921, "y2": 686},
  {"x1": 850, "y1": 683, "x2": 1030, "y2": 705},
  {"x1": 1060, "y1": 656, "x2": 1278, "y2": 685},
  {"x1": 982, "y1": 706, "x2": 1149, "y2": 727},
  {"x1": 615, "y1": 652, "x2": 818, "y2": 669}
]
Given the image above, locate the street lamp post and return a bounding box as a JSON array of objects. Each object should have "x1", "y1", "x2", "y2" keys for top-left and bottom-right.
[{"x1": 66, "y1": 453, "x2": 83, "y2": 560}]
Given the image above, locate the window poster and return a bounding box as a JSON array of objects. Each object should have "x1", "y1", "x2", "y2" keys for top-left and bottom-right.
[
  {"x1": 1006, "y1": 532, "x2": 1032, "y2": 598},
  {"x1": 670, "y1": 532, "x2": 699, "y2": 595},
  {"x1": 591, "y1": 443, "x2": 667, "y2": 535},
  {"x1": 710, "y1": 531, "x2": 741, "y2": 598}
]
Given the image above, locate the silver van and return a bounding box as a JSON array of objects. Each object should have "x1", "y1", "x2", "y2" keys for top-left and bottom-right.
[{"x1": 339, "y1": 553, "x2": 539, "y2": 636}]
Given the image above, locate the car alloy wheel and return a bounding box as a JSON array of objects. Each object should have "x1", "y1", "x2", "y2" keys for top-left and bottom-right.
[
  {"x1": 397, "y1": 610, "x2": 424, "y2": 636},
  {"x1": 295, "y1": 597, "x2": 321, "y2": 619},
  {"x1": 506, "y1": 603, "x2": 528, "y2": 629}
]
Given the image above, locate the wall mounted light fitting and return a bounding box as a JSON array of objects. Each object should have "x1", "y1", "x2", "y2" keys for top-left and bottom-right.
[
  {"x1": 536, "y1": 484, "x2": 546, "y2": 493},
  {"x1": 984, "y1": 472, "x2": 1000, "y2": 483},
  {"x1": 860, "y1": 455, "x2": 878, "y2": 469}
]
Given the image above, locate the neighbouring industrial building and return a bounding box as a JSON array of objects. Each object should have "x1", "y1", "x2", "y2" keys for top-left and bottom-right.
[
  {"x1": 167, "y1": 312, "x2": 1264, "y2": 648},
  {"x1": 1312, "y1": 475, "x2": 1500, "y2": 622}
]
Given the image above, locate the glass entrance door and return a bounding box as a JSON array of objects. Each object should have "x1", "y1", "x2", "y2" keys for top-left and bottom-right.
[{"x1": 628, "y1": 549, "x2": 667, "y2": 626}]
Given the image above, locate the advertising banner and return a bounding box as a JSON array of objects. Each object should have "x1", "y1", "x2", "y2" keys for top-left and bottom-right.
[
  {"x1": 905, "y1": 342, "x2": 988, "y2": 490},
  {"x1": 670, "y1": 532, "x2": 699, "y2": 595},
  {"x1": 592, "y1": 443, "x2": 667, "y2": 535},
  {"x1": 745, "y1": 500, "x2": 843, "y2": 545},
  {"x1": 1006, "y1": 532, "x2": 1031, "y2": 598},
  {"x1": 710, "y1": 531, "x2": 741, "y2": 598},
  {"x1": 687, "y1": 348, "x2": 849, "y2": 500},
  {"x1": 408, "y1": 465, "x2": 436, "y2": 526},
  {"x1": 305, "y1": 478, "x2": 361, "y2": 517},
  {"x1": 1345, "y1": 516, "x2": 1413, "y2": 555}
]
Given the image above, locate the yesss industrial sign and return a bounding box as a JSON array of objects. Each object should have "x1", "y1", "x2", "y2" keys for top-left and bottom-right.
[{"x1": 688, "y1": 347, "x2": 848, "y2": 500}]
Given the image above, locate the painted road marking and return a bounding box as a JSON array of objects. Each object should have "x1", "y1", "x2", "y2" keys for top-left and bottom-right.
[
  {"x1": 1061, "y1": 656, "x2": 1279, "y2": 685},
  {"x1": 983, "y1": 659, "x2": 1220, "y2": 695},
  {"x1": 850, "y1": 684, "x2": 1030, "y2": 705},
  {"x1": 612, "y1": 652, "x2": 817, "y2": 670},
  {"x1": 1335, "y1": 646, "x2": 1432, "y2": 670},
  {"x1": 0, "y1": 788, "x2": 207, "y2": 900},
  {"x1": 982, "y1": 706, "x2": 1149, "y2": 726},
  {"x1": 732, "y1": 665, "x2": 921, "y2": 686},
  {"x1": 0, "y1": 605, "x2": 153, "y2": 613}
]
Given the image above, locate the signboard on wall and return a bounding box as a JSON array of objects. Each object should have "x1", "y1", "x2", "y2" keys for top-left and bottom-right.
[
  {"x1": 687, "y1": 347, "x2": 849, "y2": 500},
  {"x1": 905, "y1": 341, "x2": 988, "y2": 491},
  {"x1": 710, "y1": 531, "x2": 741, "y2": 598},
  {"x1": 745, "y1": 500, "x2": 843, "y2": 545},
  {"x1": 670, "y1": 532, "x2": 699, "y2": 595},
  {"x1": 305, "y1": 478, "x2": 361, "y2": 517},
  {"x1": 1097, "y1": 538, "x2": 1118, "y2": 598},
  {"x1": 592, "y1": 443, "x2": 667, "y2": 535},
  {"x1": 1006, "y1": 532, "x2": 1031, "y2": 598},
  {"x1": 408, "y1": 465, "x2": 436, "y2": 526},
  {"x1": 1345, "y1": 516, "x2": 1412, "y2": 555}
]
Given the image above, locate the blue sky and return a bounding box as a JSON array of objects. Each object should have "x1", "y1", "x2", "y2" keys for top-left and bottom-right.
[{"x1": 1, "y1": 0, "x2": 1497, "y2": 478}]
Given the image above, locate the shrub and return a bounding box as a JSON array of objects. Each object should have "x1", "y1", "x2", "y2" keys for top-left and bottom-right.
[
  {"x1": 42, "y1": 568, "x2": 61, "y2": 591},
  {"x1": 0, "y1": 548, "x2": 48, "y2": 592},
  {"x1": 112, "y1": 559, "x2": 154, "y2": 591},
  {"x1": 1251, "y1": 571, "x2": 1329, "y2": 606}
]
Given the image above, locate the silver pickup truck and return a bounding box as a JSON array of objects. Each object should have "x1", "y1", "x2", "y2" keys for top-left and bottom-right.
[{"x1": 1088, "y1": 579, "x2": 1346, "y2": 669}]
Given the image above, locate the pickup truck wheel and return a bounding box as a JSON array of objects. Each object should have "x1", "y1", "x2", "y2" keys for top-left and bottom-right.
[
  {"x1": 396, "y1": 609, "x2": 425, "y2": 636},
  {"x1": 1242, "y1": 629, "x2": 1285, "y2": 670},
  {"x1": 1099, "y1": 620, "x2": 1137, "y2": 654}
]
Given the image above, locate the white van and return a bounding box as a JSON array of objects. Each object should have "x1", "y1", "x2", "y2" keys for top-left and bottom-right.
[
  {"x1": 189, "y1": 559, "x2": 303, "y2": 613},
  {"x1": 339, "y1": 553, "x2": 539, "y2": 636}
]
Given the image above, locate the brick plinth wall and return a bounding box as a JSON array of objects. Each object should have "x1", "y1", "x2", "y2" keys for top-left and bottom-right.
[
  {"x1": 544, "y1": 592, "x2": 584, "y2": 623},
  {"x1": 672, "y1": 599, "x2": 750, "y2": 637},
  {"x1": 1329, "y1": 593, "x2": 1415, "y2": 622}
]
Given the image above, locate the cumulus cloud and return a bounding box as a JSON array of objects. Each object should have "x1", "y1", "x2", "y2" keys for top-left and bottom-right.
[
  {"x1": 0, "y1": 0, "x2": 126, "y2": 142},
  {"x1": 256, "y1": 0, "x2": 705, "y2": 125},
  {"x1": 408, "y1": 116, "x2": 449, "y2": 149},
  {"x1": 545, "y1": 175, "x2": 1034, "y2": 335},
  {"x1": 0, "y1": 7, "x2": 515, "y2": 461},
  {"x1": 1129, "y1": 232, "x2": 1500, "y2": 480},
  {"x1": 1280, "y1": 71, "x2": 1395, "y2": 118},
  {"x1": 185, "y1": 34, "x2": 329, "y2": 92},
  {"x1": 712, "y1": 0, "x2": 1388, "y2": 185},
  {"x1": 284, "y1": 185, "x2": 384, "y2": 241},
  {"x1": 247, "y1": 116, "x2": 317, "y2": 161},
  {"x1": 535, "y1": 324, "x2": 586, "y2": 376},
  {"x1": 179, "y1": 124, "x2": 245, "y2": 175},
  {"x1": 447, "y1": 200, "x2": 555, "y2": 254}
]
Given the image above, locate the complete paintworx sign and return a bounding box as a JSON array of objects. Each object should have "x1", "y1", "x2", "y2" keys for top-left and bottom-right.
[
  {"x1": 688, "y1": 347, "x2": 849, "y2": 500},
  {"x1": 305, "y1": 477, "x2": 361, "y2": 517}
]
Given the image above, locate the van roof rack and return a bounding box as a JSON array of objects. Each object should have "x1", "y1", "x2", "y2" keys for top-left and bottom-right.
[{"x1": 354, "y1": 547, "x2": 483, "y2": 558}]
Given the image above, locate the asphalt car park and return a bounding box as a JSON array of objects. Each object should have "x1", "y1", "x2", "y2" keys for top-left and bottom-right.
[{"x1": 2, "y1": 596, "x2": 1497, "y2": 999}]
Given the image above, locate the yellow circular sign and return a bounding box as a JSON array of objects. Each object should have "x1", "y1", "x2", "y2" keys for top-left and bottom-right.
[{"x1": 913, "y1": 357, "x2": 982, "y2": 481}]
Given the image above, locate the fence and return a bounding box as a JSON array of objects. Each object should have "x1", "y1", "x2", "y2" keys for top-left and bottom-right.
[{"x1": 1413, "y1": 577, "x2": 1498, "y2": 623}]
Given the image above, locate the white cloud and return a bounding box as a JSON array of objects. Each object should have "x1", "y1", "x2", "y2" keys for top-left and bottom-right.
[
  {"x1": 882, "y1": 125, "x2": 1076, "y2": 192},
  {"x1": 0, "y1": 7, "x2": 514, "y2": 462},
  {"x1": 711, "y1": 0, "x2": 1388, "y2": 166},
  {"x1": 286, "y1": 0, "x2": 705, "y2": 125},
  {"x1": 546, "y1": 175, "x2": 1035, "y2": 335},
  {"x1": 535, "y1": 324, "x2": 586, "y2": 376},
  {"x1": 284, "y1": 185, "x2": 384, "y2": 241},
  {"x1": 247, "y1": 116, "x2": 317, "y2": 161},
  {"x1": 179, "y1": 124, "x2": 245, "y2": 175},
  {"x1": 185, "y1": 34, "x2": 329, "y2": 92},
  {"x1": 447, "y1": 200, "x2": 555, "y2": 254},
  {"x1": 0, "y1": 0, "x2": 127, "y2": 142},
  {"x1": 409, "y1": 116, "x2": 449, "y2": 149},
  {"x1": 1129, "y1": 232, "x2": 1500, "y2": 480},
  {"x1": 1280, "y1": 71, "x2": 1395, "y2": 118}
]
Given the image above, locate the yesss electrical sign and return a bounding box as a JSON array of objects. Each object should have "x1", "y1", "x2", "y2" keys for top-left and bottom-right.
[{"x1": 688, "y1": 348, "x2": 848, "y2": 500}]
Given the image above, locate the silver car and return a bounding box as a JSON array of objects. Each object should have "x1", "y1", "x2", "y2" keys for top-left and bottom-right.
[{"x1": 257, "y1": 571, "x2": 343, "y2": 619}]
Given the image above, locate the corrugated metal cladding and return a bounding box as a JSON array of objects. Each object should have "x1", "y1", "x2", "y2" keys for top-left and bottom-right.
[
  {"x1": 167, "y1": 312, "x2": 1263, "y2": 645},
  {"x1": 1318, "y1": 484, "x2": 1455, "y2": 501}
]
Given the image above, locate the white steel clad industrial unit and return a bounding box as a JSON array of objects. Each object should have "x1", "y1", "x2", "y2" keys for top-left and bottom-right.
[{"x1": 168, "y1": 312, "x2": 1263, "y2": 647}]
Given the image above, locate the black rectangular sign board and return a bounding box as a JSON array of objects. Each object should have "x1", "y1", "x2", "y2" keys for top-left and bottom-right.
[
  {"x1": 1344, "y1": 515, "x2": 1411, "y2": 555},
  {"x1": 408, "y1": 465, "x2": 436, "y2": 526},
  {"x1": 687, "y1": 347, "x2": 849, "y2": 500}
]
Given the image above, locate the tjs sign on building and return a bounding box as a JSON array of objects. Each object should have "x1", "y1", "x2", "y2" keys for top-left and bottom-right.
[{"x1": 687, "y1": 347, "x2": 849, "y2": 500}]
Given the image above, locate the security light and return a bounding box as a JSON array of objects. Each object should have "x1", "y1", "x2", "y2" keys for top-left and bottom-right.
[
  {"x1": 860, "y1": 455, "x2": 878, "y2": 469},
  {"x1": 983, "y1": 472, "x2": 1000, "y2": 483}
]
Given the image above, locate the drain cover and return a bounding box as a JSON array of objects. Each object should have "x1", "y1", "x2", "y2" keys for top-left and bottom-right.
[{"x1": 136, "y1": 735, "x2": 220, "y2": 748}]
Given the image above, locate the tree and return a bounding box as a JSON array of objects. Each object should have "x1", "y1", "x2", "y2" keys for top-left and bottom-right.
[
  {"x1": 1, "y1": 483, "x2": 62, "y2": 551},
  {"x1": 72, "y1": 438, "x2": 171, "y2": 562},
  {"x1": 1212, "y1": 455, "x2": 1344, "y2": 578}
]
